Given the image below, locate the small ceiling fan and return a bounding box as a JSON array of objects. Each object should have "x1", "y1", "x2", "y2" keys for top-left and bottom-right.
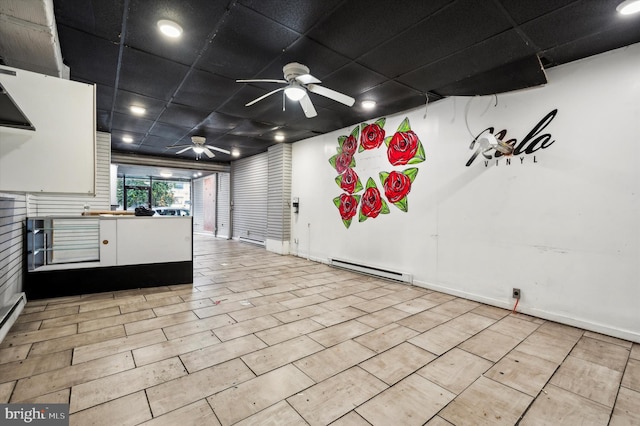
[
  {"x1": 237, "y1": 62, "x2": 355, "y2": 118},
  {"x1": 168, "y1": 136, "x2": 230, "y2": 160}
]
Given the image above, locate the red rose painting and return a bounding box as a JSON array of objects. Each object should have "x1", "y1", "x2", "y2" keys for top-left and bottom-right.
[
  {"x1": 333, "y1": 193, "x2": 361, "y2": 228},
  {"x1": 335, "y1": 167, "x2": 362, "y2": 194},
  {"x1": 359, "y1": 178, "x2": 389, "y2": 222},
  {"x1": 380, "y1": 168, "x2": 418, "y2": 212},
  {"x1": 385, "y1": 118, "x2": 425, "y2": 166},
  {"x1": 359, "y1": 119, "x2": 386, "y2": 151},
  {"x1": 341, "y1": 134, "x2": 358, "y2": 155}
]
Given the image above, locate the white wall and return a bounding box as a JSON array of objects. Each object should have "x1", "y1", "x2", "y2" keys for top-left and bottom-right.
[{"x1": 291, "y1": 43, "x2": 640, "y2": 342}]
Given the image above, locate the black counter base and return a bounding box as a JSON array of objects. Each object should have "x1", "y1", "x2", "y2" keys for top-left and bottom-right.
[{"x1": 24, "y1": 261, "x2": 193, "y2": 300}]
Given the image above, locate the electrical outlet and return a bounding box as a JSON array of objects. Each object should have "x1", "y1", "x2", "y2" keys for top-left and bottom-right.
[{"x1": 512, "y1": 288, "x2": 521, "y2": 299}]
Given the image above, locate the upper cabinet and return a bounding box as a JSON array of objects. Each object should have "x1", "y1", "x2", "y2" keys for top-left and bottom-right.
[{"x1": 0, "y1": 65, "x2": 95, "y2": 194}]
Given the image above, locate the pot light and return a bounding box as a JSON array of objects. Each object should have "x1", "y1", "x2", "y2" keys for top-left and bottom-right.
[
  {"x1": 617, "y1": 0, "x2": 640, "y2": 14},
  {"x1": 157, "y1": 19, "x2": 183, "y2": 37},
  {"x1": 130, "y1": 105, "x2": 146, "y2": 115},
  {"x1": 284, "y1": 86, "x2": 306, "y2": 101},
  {"x1": 274, "y1": 134, "x2": 285, "y2": 142},
  {"x1": 122, "y1": 136, "x2": 133, "y2": 143},
  {"x1": 160, "y1": 171, "x2": 172, "y2": 178},
  {"x1": 231, "y1": 149, "x2": 240, "y2": 157},
  {"x1": 193, "y1": 173, "x2": 199, "y2": 178},
  {"x1": 192, "y1": 146, "x2": 205, "y2": 154},
  {"x1": 361, "y1": 100, "x2": 376, "y2": 109}
]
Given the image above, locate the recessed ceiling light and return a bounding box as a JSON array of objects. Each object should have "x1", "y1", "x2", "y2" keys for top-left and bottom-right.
[
  {"x1": 274, "y1": 134, "x2": 285, "y2": 142},
  {"x1": 122, "y1": 136, "x2": 133, "y2": 143},
  {"x1": 157, "y1": 19, "x2": 183, "y2": 38},
  {"x1": 361, "y1": 100, "x2": 376, "y2": 109},
  {"x1": 193, "y1": 173, "x2": 198, "y2": 178},
  {"x1": 617, "y1": 0, "x2": 640, "y2": 14},
  {"x1": 231, "y1": 149, "x2": 240, "y2": 157},
  {"x1": 160, "y1": 171, "x2": 172, "y2": 178},
  {"x1": 130, "y1": 105, "x2": 146, "y2": 115}
]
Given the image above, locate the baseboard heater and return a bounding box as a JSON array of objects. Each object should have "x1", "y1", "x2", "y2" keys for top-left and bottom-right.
[
  {"x1": 238, "y1": 236, "x2": 265, "y2": 246},
  {"x1": 329, "y1": 258, "x2": 413, "y2": 283},
  {"x1": 0, "y1": 292, "x2": 26, "y2": 343}
]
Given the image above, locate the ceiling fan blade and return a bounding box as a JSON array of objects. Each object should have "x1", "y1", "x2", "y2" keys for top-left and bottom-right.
[
  {"x1": 246, "y1": 87, "x2": 286, "y2": 106},
  {"x1": 203, "y1": 148, "x2": 215, "y2": 158},
  {"x1": 307, "y1": 84, "x2": 355, "y2": 107},
  {"x1": 176, "y1": 147, "x2": 191, "y2": 154},
  {"x1": 236, "y1": 79, "x2": 287, "y2": 84},
  {"x1": 205, "y1": 145, "x2": 231, "y2": 155},
  {"x1": 295, "y1": 74, "x2": 321, "y2": 85},
  {"x1": 167, "y1": 144, "x2": 193, "y2": 149},
  {"x1": 299, "y1": 93, "x2": 317, "y2": 118}
]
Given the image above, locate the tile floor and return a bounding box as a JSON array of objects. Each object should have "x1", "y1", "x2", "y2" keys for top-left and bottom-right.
[{"x1": 1, "y1": 234, "x2": 639, "y2": 425}]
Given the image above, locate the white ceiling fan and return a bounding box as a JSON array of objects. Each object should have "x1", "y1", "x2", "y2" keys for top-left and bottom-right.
[
  {"x1": 236, "y1": 62, "x2": 355, "y2": 118},
  {"x1": 168, "y1": 136, "x2": 230, "y2": 159}
]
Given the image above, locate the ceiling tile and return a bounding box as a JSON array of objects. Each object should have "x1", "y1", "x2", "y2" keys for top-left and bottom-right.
[
  {"x1": 498, "y1": 0, "x2": 579, "y2": 24},
  {"x1": 157, "y1": 104, "x2": 212, "y2": 128},
  {"x1": 58, "y1": 26, "x2": 119, "y2": 86},
  {"x1": 111, "y1": 111, "x2": 155, "y2": 134},
  {"x1": 238, "y1": 0, "x2": 343, "y2": 33},
  {"x1": 54, "y1": 0, "x2": 124, "y2": 43},
  {"x1": 172, "y1": 68, "x2": 237, "y2": 111},
  {"x1": 118, "y1": 47, "x2": 189, "y2": 100},
  {"x1": 113, "y1": 89, "x2": 168, "y2": 119},
  {"x1": 148, "y1": 122, "x2": 191, "y2": 143}
]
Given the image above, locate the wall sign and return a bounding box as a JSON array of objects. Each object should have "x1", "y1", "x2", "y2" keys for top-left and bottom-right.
[{"x1": 465, "y1": 109, "x2": 558, "y2": 167}]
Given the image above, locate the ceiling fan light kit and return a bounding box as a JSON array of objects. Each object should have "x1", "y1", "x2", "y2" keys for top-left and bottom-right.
[
  {"x1": 617, "y1": 0, "x2": 640, "y2": 14},
  {"x1": 237, "y1": 62, "x2": 355, "y2": 119}
]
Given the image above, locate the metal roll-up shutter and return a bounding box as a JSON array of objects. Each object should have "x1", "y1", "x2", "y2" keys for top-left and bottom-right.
[
  {"x1": 0, "y1": 193, "x2": 26, "y2": 307},
  {"x1": 192, "y1": 178, "x2": 204, "y2": 233},
  {"x1": 232, "y1": 153, "x2": 268, "y2": 244},
  {"x1": 267, "y1": 144, "x2": 292, "y2": 242},
  {"x1": 216, "y1": 173, "x2": 231, "y2": 239}
]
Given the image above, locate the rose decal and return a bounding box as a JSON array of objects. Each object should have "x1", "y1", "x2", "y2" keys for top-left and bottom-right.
[
  {"x1": 359, "y1": 119, "x2": 386, "y2": 151},
  {"x1": 330, "y1": 117, "x2": 424, "y2": 228},
  {"x1": 333, "y1": 193, "x2": 361, "y2": 228},
  {"x1": 380, "y1": 168, "x2": 418, "y2": 212}
]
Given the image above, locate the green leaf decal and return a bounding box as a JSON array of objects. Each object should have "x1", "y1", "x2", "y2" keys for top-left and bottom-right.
[
  {"x1": 337, "y1": 136, "x2": 347, "y2": 149},
  {"x1": 407, "y1": 141, "x2": 425, "y2": 164},
  {"x1": 332, "y1": 196, "x2": 341, "y2": 209},
  {"x1": 375, "y1": 117, "x2": 386, "y2": 128},
  {"x1": 354, "y1": 179, "x2": 364, "y2": 194},
  {"x1": 329, "y1": 155, "x2": 337, "y2": 168},
  {"x1": 358, "y1": 209, "x2": 368, "y2": 222},
  {"x1": 349, "y1": 156, "x2": 356, "y2": 168},
  {"x1": 380, "y1": 198, "x2": 390, "y2": 214},
  {"x1": 397, "y1": 117, "x2": 411, "y2": 133},
  {"x1": 384, "y1": 136, "x2": 392, "y2": 147},
  {"x1": 366, "y1": 177, "x2": 376, "y2": 189},
  {"x1": 394, "y1": 197, "x2": 408, "y2": 212},
  {"x1": 342, "y1": 218, "x2": 352, "y2": 229},
  {"x1": 379, "y1": 171, "x2": 389, "y2": 186},
  {"x1": 350, "y1": 125, "x2": 360, "y2": 139},
  {"x1": 334, "y1": 174, "x2": 342, "y2": 189},
  {"x1": 403, "y1": 168, "x2": 419, "y2": 182}
]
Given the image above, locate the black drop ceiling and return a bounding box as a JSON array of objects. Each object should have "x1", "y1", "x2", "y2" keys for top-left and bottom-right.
[{"x1": 52, "y1": 0, "x2": 640, "y2": 163}]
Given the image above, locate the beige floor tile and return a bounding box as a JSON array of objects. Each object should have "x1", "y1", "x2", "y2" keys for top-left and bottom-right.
[
  {"x1": 182, "y1": 288, "x2": 258, "y2": 304},
  {"x1": 119, "y1": 295, "x2": 184, "y2": 314},
  {"x1": 248, "y1": 292, "x2": 298, "y2": 306},
  {"x1": 272, "y1": 304, "x2": 329, "y2": 323},
  {"x1": 30, "y1": 325, "x2": 126, "y2": 356},
  {"x1": 208, "y1": 364, "x2": 314, "y2": 425},
  {"x1": 514, "y1": 329, "x2": 578, "y2": 364},
  {"x1": 0, "y1": 344, "x2": 31, "y2": 364},
  {"x1": 306, "y1": 320, "x2": 372, "y2": 348},
  {"x1": 520, "y1": 384, "x2": 610, "y2": 426},
  {"x1": 73, "y1": 329, "x2": 166, "y2": 364},
  {"x1": 147, "y1": 358, "x2": 255, "y2": 417},
  {"x1": 233, "y1": 400, "x2": 308, "y2": 426},
  {"x1": 409, "y1": 324, "x2": 472, "y2": 356},
  {"x1": 0, "y1": 350, "x2": 71, "y2": 383},
  {"x1": 31, "y1": 388, "x2": 70, "y2": 404},
  {"x1": 21, "y1": 305, "x2": 46, "y2": 314},
  {"x1": 446, "y1": 312, "x2": 496, "y2": 335},
  {"x1": 571, "y1": 336, "x2": 630, "y2": 372},
  {"x1": 536, "y1": 320, "x2": 584, "y2": 340},
  {"x1": 9, "y1": 321, "x2": 42, "y2": 332},
  {"x1": 77, "y1": 309, "x2": 157, "y2": 333},
  {"x1": 291, "y1": 285, "x2": 332, "y2": 298},
  {"x1": 352, "y1": 297, "x2": 399, "y2": 314},
  {"x1": 0, "y1": 324, "x2": 77, "y2": 348},
  {"x1": 550, "y1": 355, "x2": 622, "y2": 407},
  {"x1": 583, "y1": 331, "x2": 633, "y2": 348},
  {"x1": 425, "y1": 416, "x2": 455, "y2": 425},
  {"x1": 484, "y1": 350, "x2": 559, "y2": 396},
  {"x1": 77, "y1": 295, "x2": 146, "y2": 313},
  {"x1": 11, "y1": 351, "x2": 134, "y2": 402},
  {"x1": 439, "y1": 376, "x2": 533, "y2": 426},
  {"x1": 242, "y1": 335, "x2": 324, "y2": 375},
  {"x1": 287, "y1": 366, "x2": 387, "y2": 426},
  {"x1": 621, "y1": 358, "x2": 640, "y2": 392},
  {"x1": 488, "y1": 315, "x2": 541, "y2": 340},
  {"x1": 417, "y1": 347, "x2": 493, "y2": 394},
  {"x1": 40, "y1": 306, "x2": 121, "y2": 329},
  {"x1": 139, "y1": 400, "x2": 221, "y2": 426},
  {"x1": 470, "y1": 304, "x2": 510, "y2": 320},
  {"x1": 68, "y1": 391, "x2": 152, "y2": 426},
  {"x1": 132, "y1": 330, "x2": 220, "y2": 366},
  {"x1": 16, "y1": 306, "x2": 80, "y2": 323},
  {"x1": 152, "y1": 298, "x2": 215, "y2": 316},
  {"x1": 458, "y1": 329, "x2": 522, "y2": 362},
  {"x1": 192, "y1": 299, "x2": 254, "y2": 319},
  {"x1": 181, "y1": 334, "x2": 267, "y2": 373},
  {"x1": 125, "y1": 311, "x2": 198, "y2": 335},
  {"x1": 610, "y1": 386, "x2": 640, "y2": 426},
  {"x1": 255, "y1": 318, "x2": 325, "y2": 346},
  {"x1": 421, "y1": 291, "x2": 456, "y2": 304},
  {"x1": 294, "y1": 340, "x2": 375, "y2": 382},
  {"x1": 70, "y1": 357, "x2": 187, "y2": 412},
  {"x1": 280, "y1": 293, "x2": 330, "y2": 309},
  {"x1": 392, "y1": 297, "x2": 439, "y2": 314},
  {"x1": 317, "y1": 295, "x2": 367, "y2": 311},
  {"x1": 311, "y1": 306, "x2": 366, "y2": 327},
  {"x1": 355, "y1": 307, "x2": 411, "y2": 328},
  {"x1": 355, "y1": 323, "x2": 419, "y2": 353},
  {"x1": 225, "y1": 303, "x2": 290, "y2": 323},
  {"x1": 213, "y1": 315, "x2": 281, "y2": 341},
  {"x1": 360, "y1": 342, "x2": 436, "y2": 385},
  {"x1": 631, "y1": 343, "x2": 640, "y2": 360},
  {"x1": 397, "y1": 310, "x2": 450, "y2": 332},
  {"x1": 357, "y1": 373, "x2": 455, "y2": 425},
  {"x1": 330, "y1": 411, "x2": 370, "y2": 426},
  {"x1": 428, "y1": 298, "x2": 479, "y2": 318},
  {"x1": 0, "y1": 381, "x2": 15, "y2": 403},
  {"x1": 162, "y1": 313, "x2": 235, "y2": 340}
]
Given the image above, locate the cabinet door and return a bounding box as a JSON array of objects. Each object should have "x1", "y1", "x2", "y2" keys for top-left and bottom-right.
[{"x1": 99, "y1": 220, "x2": 117, "y2": 266}]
